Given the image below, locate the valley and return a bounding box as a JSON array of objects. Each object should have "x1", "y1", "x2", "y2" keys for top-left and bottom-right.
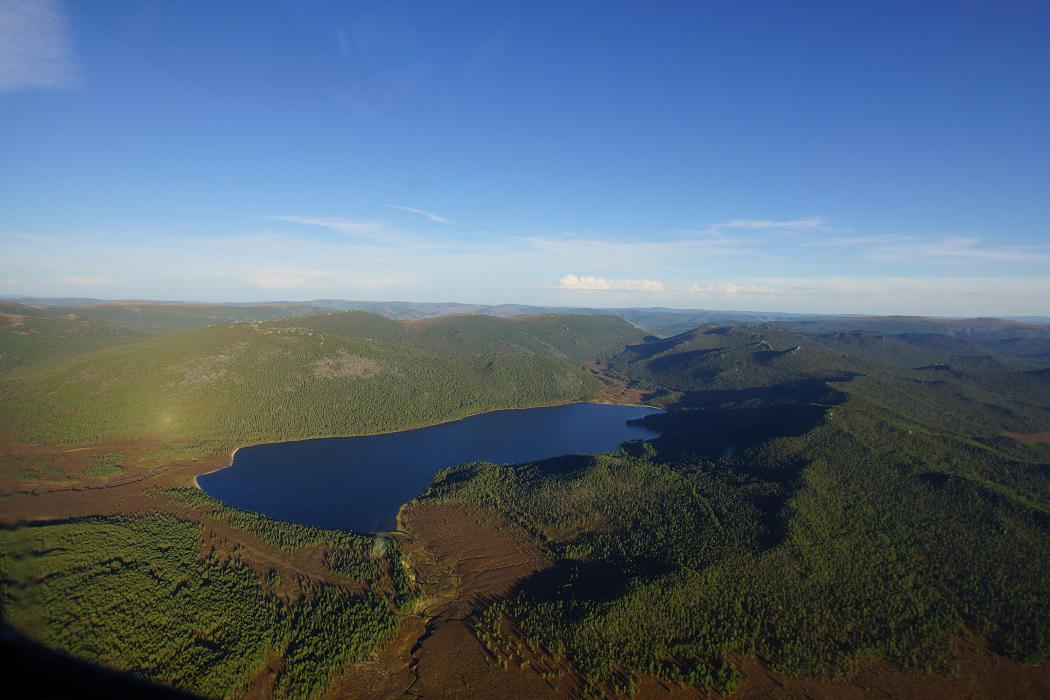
[
  {"x1": 1, "y1": 301, "x2": 1049, "y2": 698},
  {"x1": 6, "y1": 4, "x2": 1048, "y2": 697}
]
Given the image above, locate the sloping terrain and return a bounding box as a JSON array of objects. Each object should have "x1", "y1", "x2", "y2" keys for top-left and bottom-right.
[
  {"x1": 277, "y1": 311, "x2": 645, "y2": 363},
  {"x1": 0, "y1": 300, "x2": 327, "y2": 373},
  {"x1": 784, "y1": 316, "x2": 1050, "y2": 364},
  {"x1": 417, "y1": 322, "x2": 1050, "y2": 696},
  {"x1": 52, "y1": 301, "x2": 325, "y2": 333},
  {"x1": 0, "y1": 310, "x2": 640, "y2": 697},
  {"x1": 2, "y1": 314, "x2": 1049, "y2": 699},
  {"x1": 0, "y1": 301, "x2": 150, "y2": 372},
  {"x1": 0, "y1": 484, "x2": 414, "y2": 698},
  {"x1": 0, "y1": 311, "x2": 636, "y2": 448}
]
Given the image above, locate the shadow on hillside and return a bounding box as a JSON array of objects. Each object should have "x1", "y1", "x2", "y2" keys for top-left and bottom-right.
[
  {"x1": 623, "y1": 378, "x2": 851, "y2": 461},
  {"x1": 487, "y1": 555, "x2": 674, "y2": 629},
  {"x1": 668, "y1": 377, "x2": 852, "y2": 409},
  {"x1": 487, "y1": 378, "x2": 862, "y2": 616},
  {"x1": 623, "y1": 330, "x2": 700, "y2": 360},
  {"x1": 919, "y1": 470, "x2": 1050, "y2": 530},
  {"x1": 639, "y1": 404, "x2": 828, "y2": 460},
  {"x1": 752, "y1": 347, "x2": 798, "y2": 363},
  {"x1": 0, "y1": 625, "x2": 203, "y2": 700},
  {"x1": 647, "y1": 347, "x2": 724, "y2": 372}
]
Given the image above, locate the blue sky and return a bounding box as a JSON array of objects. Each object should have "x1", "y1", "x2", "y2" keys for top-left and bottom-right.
[{"x1": 1, "y1": 0, "x2": 1048, "y2": 315}]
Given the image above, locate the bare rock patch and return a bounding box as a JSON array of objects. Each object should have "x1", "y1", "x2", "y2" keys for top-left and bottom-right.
[{"x1": 312, "y1": 349, "x2": 383, "y2": 379}]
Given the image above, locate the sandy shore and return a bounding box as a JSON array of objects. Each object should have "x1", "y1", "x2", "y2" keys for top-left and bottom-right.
[{"x1": 192, "y1": 447, "x2": 240, "y2": 490}]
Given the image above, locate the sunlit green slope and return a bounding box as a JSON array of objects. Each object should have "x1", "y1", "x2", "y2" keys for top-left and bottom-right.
[
  {"x1": 0, "y1": 311, "x2": 642, "y2": 447},
  {"x1": 266, "y1": 310, "x2": 646, "y2": 363},
  {"x1": 59, "y1": 301, "x2": 325, "y2": 333},
  {"x1": 0, "y1": 301, "x2": 329, "y2": 373},
  {"x1": 0, "y1": 302, "x2": 151, "y2": 373}
]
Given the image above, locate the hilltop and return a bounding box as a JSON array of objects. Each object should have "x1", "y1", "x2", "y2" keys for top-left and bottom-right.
[
  {"x1": 8, "y1": 295, "x2": 1046, "y2": 338},
  {"x1": 0, "y1": 300, "x2": 322, "y2": 372},
  {"x1": 0, "y1": 310, "x2": 644, "y2": 449}
]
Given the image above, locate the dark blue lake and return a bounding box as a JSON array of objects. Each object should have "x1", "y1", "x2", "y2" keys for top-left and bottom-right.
[{"x1": 198, "y1": 402, "x2": 661, "y2": 533}]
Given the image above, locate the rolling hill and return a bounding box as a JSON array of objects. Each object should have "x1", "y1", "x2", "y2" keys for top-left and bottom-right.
[
  {"x1": 2, "y1": 309, "x2": 1049, "y2": 699},
  {"x1": 415, "y1": 320, "x2": 1050, "y2": 695},
  {"x1": 271, "y1": 311, "x2": 646, "y2": 363},
  {"x1": 0, "y1": 301, "x2": 151, "y2": 373},
  {"x1": 0, "y1": 300, "x2": 328, "y2": 373},
  {"x1": 0, "y1": 311, "x2": 643, "y2": 448}
]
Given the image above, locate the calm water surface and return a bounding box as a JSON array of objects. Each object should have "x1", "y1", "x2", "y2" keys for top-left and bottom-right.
[{"x1": 199, "y1": 402, "x2": 660, "y2": 532}]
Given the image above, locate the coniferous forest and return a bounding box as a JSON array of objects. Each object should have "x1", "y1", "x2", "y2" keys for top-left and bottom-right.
[{"x1": 1, "y1": 305, "x2": 1049, "y2": 698}]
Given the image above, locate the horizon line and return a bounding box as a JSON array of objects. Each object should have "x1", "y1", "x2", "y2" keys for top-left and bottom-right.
[{"x1": 1, "y1": 293, "x2": 1047, "y2": 323}]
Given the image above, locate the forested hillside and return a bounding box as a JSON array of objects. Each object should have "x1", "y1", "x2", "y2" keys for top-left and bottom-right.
[
  {"x1": 782, "y1": 316, "x2": 1050, "y2": 364},
  {"x1": 271, "y1": 311, "x2": 645, "y2": 363},
  {"x1": 0, "y1": 301, "x2": 325, "y2": 372},
  {"x1": 0, "y1": 302, "x2": 150, "y2": 372},
  {"x1": 0, "y1": 489, "x2": 415, "y2": 698},
  {"x1": 416, "y1": 322, "x2": 1050, "y2": 696},
  {"x1": 2, "y1": 312, "x2": 1048, "y2": 698},
  {"x1": 0, "y1": 309, "x2": 643, "y2": 697},
  {"x1": 0, "y1": 312, "x2": 638, "y2": 448},
  {"x1": 47, "y1": 301, "x2": 324, "y2": 333}
]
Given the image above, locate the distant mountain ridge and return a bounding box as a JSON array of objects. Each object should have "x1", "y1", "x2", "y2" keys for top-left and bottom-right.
[{"x1": 4, "y1": 295, "x2": 1047, "y2": 335}]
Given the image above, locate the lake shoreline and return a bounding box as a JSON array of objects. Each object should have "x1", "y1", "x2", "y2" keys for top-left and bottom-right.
[
  {"x1": 195, "y1": 401, "x2": 663, "y2": 532},
  {"x1": 193, "y1": 447, "x2": 241, "y2": 491},
  {"x1": 192, "y1": 398, "x2": 661, "y2": 491}
]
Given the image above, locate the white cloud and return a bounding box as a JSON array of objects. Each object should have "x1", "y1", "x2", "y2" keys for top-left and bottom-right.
[
  {"x1": 0, "y1": 0, "x2": 78, "y2": 94},
  {"x1": 383, "y1": 205, "x2": 449, "y2": 224},
  {"x1": 688, "y1": 282, "x2": 779, "y2": 295},
  {"x1": 559, "y1": 275, "x2": 610, "y2": 290},
  {"x1": 559, "y1": 274, "x2": 664, "y2": 292},
  {"x1": 5, "y1": 211, "x2": 1048, "y2": 316}
]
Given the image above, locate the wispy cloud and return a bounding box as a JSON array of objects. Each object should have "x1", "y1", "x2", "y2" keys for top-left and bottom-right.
[
  {"x1": 525, "y1": 233, "x2": 747, "y2": 270},
  {"x1": 686, "y1": 276, "x2": 1050, "y2": 309},
  {"x1": 867, "y1": 236, "x2": 1050, "y2": 263},
  {"x1": 248, "y1": 267, "x2": 333, "y2": 290},
  {"x1": 799, "y1": 233, "x2": 916, "y2": 248},
  {"x1": 712, "y1": 217, "x2": 827, "y2": 231},
  {"x1": 688, "y1": 282, "x2": 779, "y2": 295},
  {"x1": 383, "y1": 205, "x2": 449, "y2": 224},
  {"x1": 462, "y1": 28, "x2": 511, "y2": 79},
  {"x1": 5, "y1": 211, "x2": 1048, "y2": 315},
  {"x1": 336, "y1": 27, "x2": 351, "y2": 55},
  {"x1": 56, "y1": 275, "x2": 113, "y2": 286},
  {"x1": 0, "y1": 0, "x2": 78, "y2": 94},
  {"x1": 248, "y1": 267, "x2": 415, "y2": 291},
  {"x1": 559, "y1": 274, "x2": 664, "y2": 293},
  {"x1": 267, "y1": 215, "x2": 392, "y2": 242}
]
